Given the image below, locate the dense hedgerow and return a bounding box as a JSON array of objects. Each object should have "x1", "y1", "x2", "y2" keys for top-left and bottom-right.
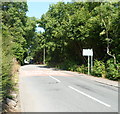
[
  {"x1": 2, "y1": 2, "x2": 28, "y2": 101},
  {"x1": 48, "y1": 59, "x2": 119, "y2": 81}
]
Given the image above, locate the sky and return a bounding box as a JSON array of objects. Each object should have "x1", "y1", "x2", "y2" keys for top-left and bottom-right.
[
  {"x1": 26, "y1": 2, "x2": 55, "y2": 19},
  {"x1": 26, "y1": 0, "x2": 71, "y2": 19},
  {"x1": 26, "y1": 2, "x2": 57, "y2": 32},
  {"x1": 26, "y1": 1, "x2": 71, "y2": 32}
]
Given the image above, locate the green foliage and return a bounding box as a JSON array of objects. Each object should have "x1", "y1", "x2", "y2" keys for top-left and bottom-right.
[
  {"x1": 52, "y1": 59, "x2": 119, "y2": 81},
  {"x1": 34, "y1": 2, "x2": 120, "y2": 81},
  {"x1": 76, "y1": 65, "x2": 87, "y2": 74},
  {"x1": 91, "y1": 59, "x2": 119, "y2": 80},
  {"x1": 106, "y1": 59, "x2": 120, "y2": 81},
  {"x1": 2, "y1": 2, "x2": 28, "y2": 100},
  {"x1": 2, "y1": 26, "x2": 14, "y2": 99},
  {"x1": 48, "y1": 60, "x2": 88, "y2": 74},
  {"x1": 37, "y1": 2, "x2": 119, "y2": 65},
  {"x1": 92, "y1": 60, "x2": 106, "y2": 77},
  {"x1": 48, "y1": 60, "x2": 77, "y2": 71},
  {"x1": 2, "y1": 2, "x2": 28, "y2": 65},
  {"x1": 63, "y1": 60, "x2": 78, "y2": 71}
]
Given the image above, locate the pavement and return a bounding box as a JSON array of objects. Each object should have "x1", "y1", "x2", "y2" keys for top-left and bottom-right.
[
  {"x1": 61, "y1": 70, "x2": 118, "y2": 88},
  {"x1": 19, "y1": 65, "x2": 118, "y2": 112}
]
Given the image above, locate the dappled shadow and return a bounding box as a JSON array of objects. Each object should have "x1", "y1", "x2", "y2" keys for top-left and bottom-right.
[
  {"x1": 22, "y1": 64, "x2": 49, "y2": 68},
  {"x1": 36, "y1": 65, "x2": 60, "y2": 71},
  {"x1": 36, "y1": 65, "x2": 50, "y2": 68}
]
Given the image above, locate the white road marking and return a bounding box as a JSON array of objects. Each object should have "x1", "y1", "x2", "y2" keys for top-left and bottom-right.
[
  {"x1": 68, "y1": 86, "x2": 111, "y2": 107},
  {"x1": 49, "y1": 76, "x2": 61, "y2": 83}
]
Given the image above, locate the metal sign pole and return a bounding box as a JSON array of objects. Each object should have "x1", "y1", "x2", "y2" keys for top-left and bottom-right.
[
  {"x1": 91, "y1": 55, "x2": 93, "y2": 71},
  {"x1": 83, "y1": 49, "x2": 93, "y2": 75},
  {"x1": 88, "y1": 56, "x2": 90, "y2": 75}
]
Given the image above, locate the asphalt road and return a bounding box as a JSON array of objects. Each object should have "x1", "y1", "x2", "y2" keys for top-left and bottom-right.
[{"x1": 19, "y1": 65, "x2": 118, "y2": 112}]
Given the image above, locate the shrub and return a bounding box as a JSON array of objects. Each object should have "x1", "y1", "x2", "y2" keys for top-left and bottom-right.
[
  {"x1": 58, "y1": 60, "x2": 77, "y2": 71},
  {"x1": 76, "y1": 64, "x2": 87, "y2": 74},
  {"x1": 92, "y1": 60, "x2": 106, "y2": 77},
  {"x1": 68, "y1": 64, "x2": 78, "y2": 71},
  {"x1": 106, "y1": 59, "x2": 119, "y2": 81}
]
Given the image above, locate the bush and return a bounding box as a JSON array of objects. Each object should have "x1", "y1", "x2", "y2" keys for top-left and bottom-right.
[
  {"x1": 48, "y1": 59, "x2": 120, "y2": 81},
  {"x1": 68, "y1": 64, "x2": 78, "y2": 71},
  {"x1": 92, "y1": 60, "x2": 106, "y2": 78},
  {"x1": 57, "y1": 60, "x2": 77, "y2": 71},
  {"x1": 76, "y1": 64, "x2": 87, "y2": 74},
  {"x1": 106, "y1": 59, "x2": 119, "y2": 81}
]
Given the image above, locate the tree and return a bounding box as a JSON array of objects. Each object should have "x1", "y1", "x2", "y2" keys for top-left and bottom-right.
[
  {"x1": 94, "y1": 3, "x2": 120, "y2": 64},
  {"x1": 36, "y1": 2, "x2": 119, "y2": 80},
  {"x1": 2, "y1": 1, "x2": 28, "y2": 99},
  {"x1": 2, "y1": 2, "x2": 28, "y2": 65}
]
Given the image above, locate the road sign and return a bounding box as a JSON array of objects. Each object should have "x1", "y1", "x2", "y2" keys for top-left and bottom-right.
[
  {"x1": 83, "y1": 49, "x2": 93, "y2": 56},
  {"x1": 83, "y1": 49, "x2": 93, "y2": 75}
]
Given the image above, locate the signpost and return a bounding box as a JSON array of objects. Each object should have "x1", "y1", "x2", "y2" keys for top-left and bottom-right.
[{"x1": 83, "y1": 49, "x2": 93, "y2": 75}]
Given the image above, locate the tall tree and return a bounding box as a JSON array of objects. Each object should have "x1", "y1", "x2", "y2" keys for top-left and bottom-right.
[
  {"x1": 38, "y1": 2, "x2": 119, "y2": 66},
  {"x1": 2, "y1": 2, "x2": 28, "y2": 98},
  {"x1": 2, "y1": 2, "x2": 28, "y2": 64}
]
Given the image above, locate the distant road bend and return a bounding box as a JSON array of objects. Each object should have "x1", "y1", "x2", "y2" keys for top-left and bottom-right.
[{"x1": 19, "y1": 65, "x2": 118, "y2": 112}]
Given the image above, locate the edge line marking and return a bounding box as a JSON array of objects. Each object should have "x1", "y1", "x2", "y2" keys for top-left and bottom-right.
[
  {"x1": 68, "y1": 86, "x2": 111, "y2": 107},
  {"x1": 49, "y1": 76, "x2": 61, "y2": 83}
]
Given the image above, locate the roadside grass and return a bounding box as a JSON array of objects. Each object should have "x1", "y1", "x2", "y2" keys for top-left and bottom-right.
[{"x1": 2, "y1": 58, "x2": 20, "y2": 113}]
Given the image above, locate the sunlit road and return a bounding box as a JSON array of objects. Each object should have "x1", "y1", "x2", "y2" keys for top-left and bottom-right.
[{"x1": 19, "y1": 65, "x2": 118, "y2": 112}]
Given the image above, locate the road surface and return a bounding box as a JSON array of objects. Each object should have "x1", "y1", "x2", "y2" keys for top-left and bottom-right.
[{"x1": 19, "y1": 65, "x2": 118, "y2": 112}]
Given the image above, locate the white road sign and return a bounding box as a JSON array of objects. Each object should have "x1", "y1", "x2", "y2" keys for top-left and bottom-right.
[{"x1": 83, "y1": 49, "x2": 93, "y2": 56}]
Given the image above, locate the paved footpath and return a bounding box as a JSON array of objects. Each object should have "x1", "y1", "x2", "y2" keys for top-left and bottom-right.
[{"x1": 19, "y1": 65, "x2": 118, "y2": 112}]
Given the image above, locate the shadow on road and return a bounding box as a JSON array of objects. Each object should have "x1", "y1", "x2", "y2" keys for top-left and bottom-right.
[{"x1": 36, "y1": 65, "x2": 60, "y2": 71}]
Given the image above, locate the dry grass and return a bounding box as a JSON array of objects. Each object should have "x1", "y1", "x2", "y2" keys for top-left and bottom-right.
[{"x1": 11, "y1": 58, "x2": 20, "y2": 85}]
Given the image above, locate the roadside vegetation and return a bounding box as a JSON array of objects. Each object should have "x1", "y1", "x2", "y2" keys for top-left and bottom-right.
[
  {"x1": 1, "y1": 1, "x2": 120, "y2": 112},
  {"x1": 49, "y1": 59, "x2": 119, "y2": 81},
  {"x1": 35, "y1": 2, "x2": 120, "y2": 81},
  {"x1": 2, "y1": 2, "x2": 37, "y2": 111}
]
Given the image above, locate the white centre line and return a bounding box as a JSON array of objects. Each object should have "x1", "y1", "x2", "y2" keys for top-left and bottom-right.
[
  {"x1": 68, "y1": 86, "x2": 111, "y2": 108},
  {"x1": 49, "y1": 76, "x2": 61, "y2": 83}
]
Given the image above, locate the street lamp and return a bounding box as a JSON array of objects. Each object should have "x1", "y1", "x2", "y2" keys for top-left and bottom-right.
[{"x1": 36, "y1": 25, "x2": 45, "y2": 65}]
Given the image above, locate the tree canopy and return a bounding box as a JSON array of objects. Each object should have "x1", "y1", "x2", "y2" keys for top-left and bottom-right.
[
  {"x1": 2, "y1": 2, "x2": 29, "y2": 99},
  {"x1": 2, "y1": 2, "x2": 120, "y2": 101},
  {"x1": 37, "y1": 2, "x2": 120, "y2": 64}
]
